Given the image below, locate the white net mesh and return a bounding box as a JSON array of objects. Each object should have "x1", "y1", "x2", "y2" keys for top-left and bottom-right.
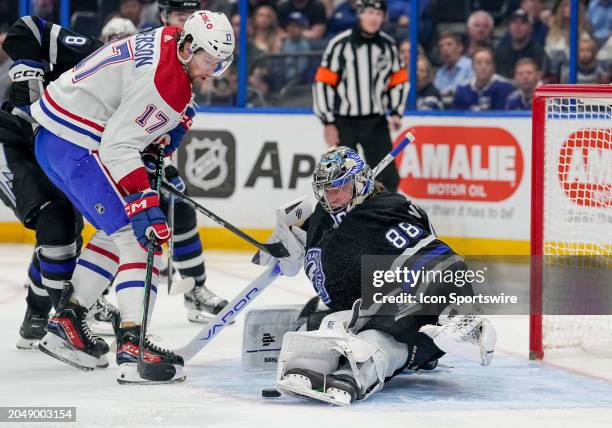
[{"x1": 542, "y1": 96, "x2": 612, "y2": 355}]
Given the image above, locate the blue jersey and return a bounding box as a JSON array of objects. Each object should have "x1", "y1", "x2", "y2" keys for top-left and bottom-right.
[
  {"x1": 451, "y1": 74, "x2": 515, "y2": 111},
  {"x1": 505, "y1": 89, "x2": 532, "y2": 111}
]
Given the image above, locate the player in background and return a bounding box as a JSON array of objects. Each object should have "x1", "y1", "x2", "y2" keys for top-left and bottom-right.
[
  {"x1": 30, "y1": 11, "x2": 234, "y2": 383},
  {"x1": 0, "y1": 16, "x2": 105, "y2": 352},
  {"x1": 256, "y1": 147, "x2": 497, "y2": 405}
]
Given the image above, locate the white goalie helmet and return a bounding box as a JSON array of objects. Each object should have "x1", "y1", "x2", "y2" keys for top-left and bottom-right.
[{"x1": 178, "y1": 10, "x2": 235, "y2": 76}]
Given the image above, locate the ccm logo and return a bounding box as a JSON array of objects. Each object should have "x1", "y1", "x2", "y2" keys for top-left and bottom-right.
[
  {"x1": 125, "y1": 197, "x2": 156, "y2": 217},
  {"x1": 395, "y1": 126, "x2": 524, "y2": 202},
  {"x1": 11, "y1": 70, "x2": 44, "y2": 81}
]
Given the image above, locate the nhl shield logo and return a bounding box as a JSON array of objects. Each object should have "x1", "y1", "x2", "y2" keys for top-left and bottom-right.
[
  {"x1": 179, "y1": 130, "x2": 236, "y2": 198},
  {"x1": 185, "y1": 137, "x2": 228, "y2": 191}
]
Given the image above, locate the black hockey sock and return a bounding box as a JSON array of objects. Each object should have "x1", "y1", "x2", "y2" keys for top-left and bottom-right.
[{"x1": 25, "y1": 252, "x2": 52, "y2": 313}]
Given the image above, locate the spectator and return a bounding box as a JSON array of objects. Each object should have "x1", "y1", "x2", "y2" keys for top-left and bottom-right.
[
  {"x1": 385, "y1": 0, "x2": 434, "y2": 49},
  {"x1": 277, "y1": 0, "x2": 327, "y2": 40},
  {"x1": 465, "y1": 10, "x2": 495, "y2": 57},
  {"x1": 452, "y1": 47, "x2": 515, "y2": 111},
  {"x1": 545, "y1": 0, "x2": 592, "y2": 68},
  {"x1": 119, "y1": 0, "x2": 145, "y2": 29},
  {"x1": 495, "y1": 9, "x2": 548, "y2": 78},
  {"x1": 433, "y1": 32, "x2": 474, "y2": 108},
  {"x1": 506, "y1": 58, "x2": 540, "y2": 110},
  {"x1": 252, "y1": 4, "x2": 282, "y2": 53},
  {"x1": 560, "y1": 36, "x2": 606, "y2": 84},
  {"x1": 31, "y1": 0, "x2": 57, "y2": 21},
  {"x1": 327, "y1": 0, "x2": 359, "y2": 37},
  {"x1": 282, "y1": 12, "x2": 311, "y2": 82},
  {"x1": 100, "y1": 16, "x2": 137, "y2": 43},
  {"x1": 587, "y1": 0, "x2": 612, "y2": 49},
  {"x1": 398, "y1": 38, "x2": 425, "y2": 66},
  {"x1": 416, "y1": 56, "x2": 443, "y2": 110},
  {"x1": 501, "y1": 0, "x2": 548, "y2": 46},
  {"x1": 596, "y1": 35, "x2": 612, "y2": 83}
]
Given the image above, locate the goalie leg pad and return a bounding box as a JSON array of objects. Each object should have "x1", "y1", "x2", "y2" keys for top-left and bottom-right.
[
  {"x1": 420, "y1": 315, "x2": 497, "y2": 366},
  {"x1": 275, "y1": 321, "x2": 390, "y2": 404},
  {"x1": 241, "y1": 305, "x2": 304, "y2": 370}
]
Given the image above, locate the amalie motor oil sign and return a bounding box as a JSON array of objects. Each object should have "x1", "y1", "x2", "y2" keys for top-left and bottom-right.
[{"x1": 393, "y1": 126, "x2": 524, "y2": 202}]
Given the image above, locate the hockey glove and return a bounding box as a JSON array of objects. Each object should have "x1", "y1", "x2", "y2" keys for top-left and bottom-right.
[
  {"x1": 8, "y1": 60, "x2": 45, "y2": 122},
  {"x1": 124, "y1": 190, "x2": 170, "y2": 247},
  {"x1": 158, "y1": 105, "x2": 195, "y2": 157},
  {"x1": 254, "y1": 224, "x2": 306, "y2": 276}
]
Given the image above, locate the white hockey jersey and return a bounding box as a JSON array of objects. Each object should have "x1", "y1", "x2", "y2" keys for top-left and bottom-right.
[{"x1": 31, "y1": 26, "x2": 192, "y2": 193}]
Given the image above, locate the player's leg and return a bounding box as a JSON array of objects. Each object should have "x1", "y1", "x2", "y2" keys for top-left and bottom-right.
[
  {"x1": 169, "y1": 199, "x2": 228, "y2": 322},
  {"x1": 17, "y1": 251, "x2": 52, "y2": 349},
  {"x1": 35, "y1": 128, "x2": 184, "y2": 381},
  {"x1": 335, "y1": 117, "x2": 360, "y2": 152},
  {"x1": 0, "y1": 141, "x2": 81, "y2": 346},
  {"x1": 360, "y1": 116, "x2": 400, "y2": 192}
]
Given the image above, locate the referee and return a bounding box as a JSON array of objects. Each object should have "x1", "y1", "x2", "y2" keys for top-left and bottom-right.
[{"x1": 313, "y1": 0, "x2": 408, "y2": 191}]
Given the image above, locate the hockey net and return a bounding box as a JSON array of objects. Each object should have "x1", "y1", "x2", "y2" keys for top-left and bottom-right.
[{"x1": 530, "y1": 85, "x2": 612, "y2": 359}]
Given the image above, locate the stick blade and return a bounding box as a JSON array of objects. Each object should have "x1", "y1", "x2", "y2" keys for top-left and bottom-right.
[{"x1": 263, "y1": 241, "x2": 290, "y2": 258}]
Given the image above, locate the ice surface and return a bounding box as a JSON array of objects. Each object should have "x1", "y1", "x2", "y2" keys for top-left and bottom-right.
[{"x1": 1, "y1": 244, "x2": 611, "y2": 428}]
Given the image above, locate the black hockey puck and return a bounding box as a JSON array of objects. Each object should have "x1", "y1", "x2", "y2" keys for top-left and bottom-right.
[{"x1": 262, "y1": 388, "x2": 281, "y2": 398}]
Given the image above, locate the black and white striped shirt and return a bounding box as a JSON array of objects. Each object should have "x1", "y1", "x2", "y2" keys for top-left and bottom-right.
[{"x1": 313, "y1": 28, "x2": 408, "y2": 124}]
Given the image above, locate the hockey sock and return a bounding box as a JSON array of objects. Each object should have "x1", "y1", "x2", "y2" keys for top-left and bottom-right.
[
  {"x1": 25, "y1": 251, "x2": 52, "y2": 314},
  {"x1": 112, "y1": 226, "x2": 161, "y2": 324},
  {"x1": 71, "y1": 230, "x2": 119, "y2": 310},
  {"x1": 38, "y1": 243, "x2": 78, "y2": 309},
  {"x1": 173, "y1": 222, "x2": 206, "y2": 287}
]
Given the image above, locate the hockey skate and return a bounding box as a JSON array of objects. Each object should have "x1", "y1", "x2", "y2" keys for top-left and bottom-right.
[
  {"x1": 277, "y1": 368, "x2": 359, "y2": 406},
  {"x1": 16, "y1": 305, "x2": 48, "y2": 349},
  {"x1": 38, "y1": 284, "x2": 110, "y2": 371},
  {"x1": 116, "y1": 326, "x2": 185, "y2": 385},
  {"x1": 184, "y1": 285, "x2": 228, "y2": 323},
  {"x1": 87, "y1": 295, "x2": 120, "y2": 336}
]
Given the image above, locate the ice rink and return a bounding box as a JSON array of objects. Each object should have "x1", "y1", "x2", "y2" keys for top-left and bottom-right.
[{"x1": 1, "y1": 244, "x2": 612, "y2": 428}]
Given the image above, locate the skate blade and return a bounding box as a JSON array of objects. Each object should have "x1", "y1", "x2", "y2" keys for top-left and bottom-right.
[
  {"x1": 38, "y1": 333, "x2": 99, "y2": 371},
  {"x1": 275, "y1": 379, "x2": 351, "y2": 407},
  {"x1": 96, "y1": 354, "x2": 109, "y2": 369},
  {"x1": 116, "y1": 363, "x2": 186, "y2": 385},
  {"x1": 16, "y1": 337, "x2": 41, "y2": 349}
]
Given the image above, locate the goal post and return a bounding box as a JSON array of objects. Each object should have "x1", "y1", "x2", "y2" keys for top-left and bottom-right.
[{"x1": 530, "y1": 84, "x2": 612, "y2": 360}]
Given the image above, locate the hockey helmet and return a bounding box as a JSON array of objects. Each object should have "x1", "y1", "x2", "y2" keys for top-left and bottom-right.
[
  {"x1": 178, "y1": 11, "x2": 235, "y2": 76},
  {"x1": 356, "y1": 0, "x2": 387, "y2": 12},
  {"x1": 158, "y1": 0, "x2": 199, "y2": 12},
  {"x1": 312, "y1": 146, "x2": 374, "y2": 215}
]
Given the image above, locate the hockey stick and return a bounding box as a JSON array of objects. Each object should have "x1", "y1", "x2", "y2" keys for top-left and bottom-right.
[
  {"x1": 160, "y1": 182, "x2": 290, "y2": 259},
  {"x1": 137, "y1": 146, "x2": 177, "y2": 382},
  {"x1": 175, "y1": 132, "x2": 416, "y2": 362},
  {"x1": 167, "y1": 194, "x2": 174, "y2": 294}
]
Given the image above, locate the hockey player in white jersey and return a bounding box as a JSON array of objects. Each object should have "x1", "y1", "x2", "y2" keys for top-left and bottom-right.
[{"x1": 29, "y1": 11, "x2": 234, "y2": 384}]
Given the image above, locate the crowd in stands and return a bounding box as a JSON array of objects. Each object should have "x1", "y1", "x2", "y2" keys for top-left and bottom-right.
[{"x1": 0, "y1": 0, "x2": 611, "y2": 110}]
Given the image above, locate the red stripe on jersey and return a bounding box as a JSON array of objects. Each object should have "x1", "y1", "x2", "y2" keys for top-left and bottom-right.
[
  {"x1": 154, "y1": 27, "x2": 192, "y2": 113},
  {"x1": 43, "y1": 89, "x2": 105, "y2": 132},
  {"x1": 118, "y1": 263, "x2": 160, "y2": 276},
  {"x1": 86, "y1": 243, "x2": 120, "y2": 264}
]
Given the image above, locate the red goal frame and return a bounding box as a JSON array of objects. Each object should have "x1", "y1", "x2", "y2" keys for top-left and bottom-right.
[{"x1": 529, "y1": 84, "x2": 612, "y2": 359}]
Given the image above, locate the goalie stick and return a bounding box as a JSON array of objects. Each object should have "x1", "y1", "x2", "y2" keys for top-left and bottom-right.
[{"x1": 175, "y1": 132, "x2": 416, "y2": 362}]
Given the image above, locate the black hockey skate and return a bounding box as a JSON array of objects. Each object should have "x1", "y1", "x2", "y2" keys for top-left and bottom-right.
[
  {"x1": 16, "y1": 306, "x2": 48, "y2": 349},
  {"x1": 38, "y1": 284, "x2": 109, "y2": 371},
  {"x1": 116, "y1": 326, "x2": 185, "y2": 384},
  {"x1": 184, "y1": 285, "x2": 228, "y2": 323},
  {"x1": 277, "y1": 368, "x2": 360, "y2": 406},
  {"x1": 87, "y1": 295, "x2": 120, "y2": 336}
]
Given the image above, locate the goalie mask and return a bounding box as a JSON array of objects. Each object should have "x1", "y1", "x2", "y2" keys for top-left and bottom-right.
[
  {"x1": 178, "y1": 11, "x2": 234, "y2": 77},
  {"x1": 312, "y1": 147, "x2": 374, "y2": 216}
]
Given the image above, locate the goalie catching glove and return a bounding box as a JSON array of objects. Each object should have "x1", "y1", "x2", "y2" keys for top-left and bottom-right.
[{"x1": 124, "y1": 190, "x2": 170, "y2": 247}]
